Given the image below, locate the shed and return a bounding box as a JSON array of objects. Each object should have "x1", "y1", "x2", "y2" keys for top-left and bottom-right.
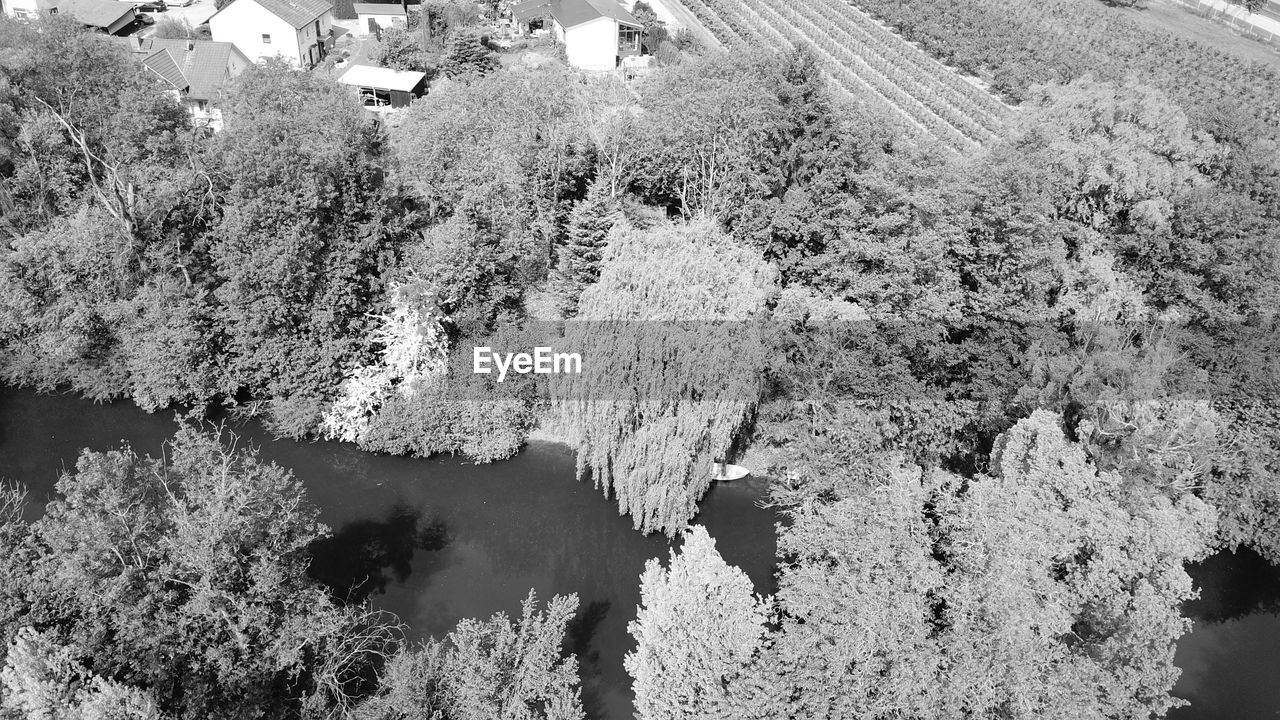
[{"x1": 338, "y1": 64, "x2": 426, "y2": 108}]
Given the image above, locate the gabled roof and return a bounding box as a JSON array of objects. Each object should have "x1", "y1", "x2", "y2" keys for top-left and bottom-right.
[
  {"x1": 55, "y1": 0, "x2": 133, "y2": 28},
  {"x1": 119, "y1": 38, "x2": 248, "y2": 101},
  {"x1": 143, "y1": 48, "x2": 188, "y2": 90},
  {"x1": 511, "y1": 0, "x2": 551, "y2": 22},
  {"x1": 550, "y1": 0, "x2": 639, "y2": 29},
  {"x1": 352, "y1": 2, "x2": 405, "y2": 14},
  {"x1": 214, "y1": 0, "x2": 331, "y2": 28}
]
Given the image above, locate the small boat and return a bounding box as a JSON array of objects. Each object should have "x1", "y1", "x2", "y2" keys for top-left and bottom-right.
[{"x1": 711, "y1": 463, "x2": 750, "y2": 482}]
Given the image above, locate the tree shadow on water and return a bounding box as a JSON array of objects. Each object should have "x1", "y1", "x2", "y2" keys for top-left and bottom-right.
[
  {"x1": 1185, "y1": 546, "x2": 1280, "y2": 623},
  {"x1": 308, "y1": 502, "x2": 450, "y2": 604},
  {"x1": 566, "y1": 600, "x2": 611, "y2": 720}
]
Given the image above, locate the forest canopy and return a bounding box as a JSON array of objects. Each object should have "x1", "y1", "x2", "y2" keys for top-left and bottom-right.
[{"x1": 0, "y1": 12, "x2": 1278, "y2": 720}]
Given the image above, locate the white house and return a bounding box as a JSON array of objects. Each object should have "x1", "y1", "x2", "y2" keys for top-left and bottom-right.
[
  {"x1": 352, "y1": 2, "x2": 407, "y2": 37},
  {"x1": 209, "y1": 0, "x2": 334, "y2": 68},
  {"x1": 1, "y1": 0, "x2": 52, "y2": 20},
  {"x1": 548, "y1": 0, "x2": 642, "y2": 72},
  {"x1": 119, "y1": 37, "x2": 251, "y2": 130}
]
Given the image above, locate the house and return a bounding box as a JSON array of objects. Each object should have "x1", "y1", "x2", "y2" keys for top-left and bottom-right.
[
  {"x1": 353, "y1": 2, "x2": 407, "y2": 37},
  {"x1": 119, "y1": 37, "x2": 251, "y2": 130},
  {"x1": 209, "y1": 0, "x2": 333, "y2": 68},
  {"x1": 548, "y1": 0, "x2": 642, "y2": 71},
  {"x1": 510, "y1": 0, "x2": 552, "y2": 33},
  {"x1": 47, "y1": 0, "x2": 136, "y2": 33},
  {"x1": 2, "y1": 0, "x2": 54, "y2": 20},
  {"x1": 337, "y1": 64, "x2": 426, "y2": 110}
]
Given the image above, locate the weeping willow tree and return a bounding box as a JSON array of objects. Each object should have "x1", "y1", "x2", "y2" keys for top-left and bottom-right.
[{"x1": 555, "y1": 217, "x2": 777, "y2": 535}]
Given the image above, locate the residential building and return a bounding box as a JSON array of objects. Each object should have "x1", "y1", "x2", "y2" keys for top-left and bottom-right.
[
  {"x1": 548, "y1": 0, "x2": 643, "y2": 71},
  {"x1": 353, "y1": 2, "x2": 407, "y2": 37},
  {"x1": 119, "y1": 37, "x2": 251, "y2": 130},
  {"x1": 46, "y1": 0, "x2": 136, "y2": 33},
  {"x1": 338, "y1": 64, "x2": 426, "y2": 109},
  {"x1": 511, "y1": 0, "x2": 552, "y2": 33},
  {"x1": 209, "y1": 0, "x2": 333, "y2": 68},
  {"x1": 2, "y1": 0, "x2": 54, "y2": 20}
]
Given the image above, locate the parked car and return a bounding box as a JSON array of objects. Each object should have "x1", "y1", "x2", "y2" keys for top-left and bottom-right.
[
  {"x1": 168, "y1": 0, "x2": 194, "y2": 6},
  {"x1": 134, "y1": 1, "x2": 166, "y2": 13}
]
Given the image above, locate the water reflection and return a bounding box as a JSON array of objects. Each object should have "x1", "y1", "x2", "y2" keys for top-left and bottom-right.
[
  {"x1": 309, "y1": 503, "x2": 450, "y2": 604},
  {"x1": 1182, "y1": 548, "x2": 1280, "y2": 623},
  {"x1": 568, "y1": 600, "x2": 613, "y2": 720},
  {"x1": 1172, "y1": 547, "x2": 1280, "y2": 720}
]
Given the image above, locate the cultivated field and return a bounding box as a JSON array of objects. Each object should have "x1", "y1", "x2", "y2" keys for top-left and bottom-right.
[
  {"x1": 676, "y1": 0, "x2": 1014, "y2": 151},
  {"x1": 850, "y1": 0, "x2": 1280, "y2": 142}
]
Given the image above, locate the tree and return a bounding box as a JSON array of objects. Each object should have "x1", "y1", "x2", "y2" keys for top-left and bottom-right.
[
  {"x1": 1, "y1": 627, "x2": 164, "y2": 720},
  {"x1": 555, "y1": 218, "x2": 777, "y2": 535},
  {"x1": 357, "y1": 591, "x2": 584, "y2": 720},
  {"x1": 14, "y1": 424, "x2": 382, "y2": 720},
  {"x1": 372, "y1": 27, "x2": 430, "y2": 73},
  {"x1": 552, "y1": 180, "x2": 621, "y2": 314},
  {"x1": 390, "y1": 63, "x2": 591, "y2": 251},
  {"x1": 634, "y1": 52, "x2": 782, "y2": 217},
  {"x1": 210, "y1": 62, "x2": 413, "y2": 436},
  {"x1": 445, "y1": 592, "x2": 583, "y2": 720},
  {"x1": 418, "y1": 0, "x2": 481, "y2": 52},
  {"x1": 0, "y1": 17, "x2": 205, "y2": 409},
  {"x1": 626, "y1": 526, "x2": 770, "y2": 720},
  {"x1": 762, "y1": 412, "x2": 1215, "y2": 719},
  {"x1": 151, "y1": 16, "x2": 196, "y2": 39},
  {"x1": 630, "y1": 1, "x2": 668, "y2": 52},
  {"x1": 442, "y1": 28, "x2": 498, "y2": 80}
]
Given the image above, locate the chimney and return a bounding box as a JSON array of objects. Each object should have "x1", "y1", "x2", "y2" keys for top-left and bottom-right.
[{"x1": 186, "y1": 39, "x2": 195, "y2": 51}]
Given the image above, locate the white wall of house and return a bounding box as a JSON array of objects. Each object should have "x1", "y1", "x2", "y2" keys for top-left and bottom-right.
[
  {"x1": 295, "y1": 13, "x2": 332, "y2": 65},
  {"x1": 557, "y1": 16, "x2": 619, "y2": 72},
  {"x1": 355, "y1": 11, "x2": 405, "y2": 35},
  {"x1": 2, "y1": 0, "x2": 44, "y2": 19},
  {"x1": 210, "y1": 0, "x2": 331, "y2": 67}
]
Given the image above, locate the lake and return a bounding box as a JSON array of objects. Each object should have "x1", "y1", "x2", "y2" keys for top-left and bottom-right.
[
  {"x1": 0, "y1": 387, "x2": 779, "y2": 720},
  {"x1": 3, "y1": 386, "x2": 1278, "y2": 720}
]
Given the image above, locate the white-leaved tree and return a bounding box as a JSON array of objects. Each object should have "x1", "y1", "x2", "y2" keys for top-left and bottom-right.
[
  {"x1": 625, "y1": 526, "x2": 771, "y2": 720},
  {"x1": 322, "y1": 279, "x2": 450, "y2": 443}
]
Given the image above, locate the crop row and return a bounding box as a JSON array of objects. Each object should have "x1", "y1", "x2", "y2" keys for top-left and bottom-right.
[
  {"x1": 850, "y1": 0, "x2": 1280, "y2": 142},
  {"x1": 674, "y1": 0, "x2": 1013, "y2": 151}
]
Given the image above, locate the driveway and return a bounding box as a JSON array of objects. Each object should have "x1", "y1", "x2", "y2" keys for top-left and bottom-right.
[{"x1": 133, "y1": 0, "x2": 218, "y2": 37}]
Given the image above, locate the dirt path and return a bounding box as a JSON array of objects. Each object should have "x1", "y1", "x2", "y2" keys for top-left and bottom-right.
[{"x1": 642, "y1": 0, "x2": 722, "y2": 48}]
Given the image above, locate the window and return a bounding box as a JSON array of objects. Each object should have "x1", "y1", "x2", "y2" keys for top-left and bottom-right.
[
  {"x1": 619, "y1": 27, "x2": 641, "y2": 53},
  {"x1": 196, "y1": 100, "x2": 209, "y2": 112},
  {"x1": 261, "y1": 33, "x2": 271, "y2": 43}
]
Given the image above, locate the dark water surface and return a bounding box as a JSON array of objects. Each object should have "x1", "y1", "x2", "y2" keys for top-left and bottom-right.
[
  {"x1": 0, "y1": 387, "x2": 779, "y2": 720},
  {"x1": 1173, "y1": 547, "x2": 1280, "y2": 720}
]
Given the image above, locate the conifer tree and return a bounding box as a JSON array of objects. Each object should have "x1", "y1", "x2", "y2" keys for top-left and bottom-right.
[
  {"x1": 553, "y1": 181, "x2": 621, "y2": 315},
  {"x1": 626, "y1": 526, "x2": 770, "y2": 720},
  {"x1": 443, "y1": 29, "x2": 498, "y2": 79}
]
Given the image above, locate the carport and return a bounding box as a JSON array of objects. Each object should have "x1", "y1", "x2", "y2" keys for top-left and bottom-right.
[{"x1": 337, "y1": 64, "x2": 427, "y2": 109}]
